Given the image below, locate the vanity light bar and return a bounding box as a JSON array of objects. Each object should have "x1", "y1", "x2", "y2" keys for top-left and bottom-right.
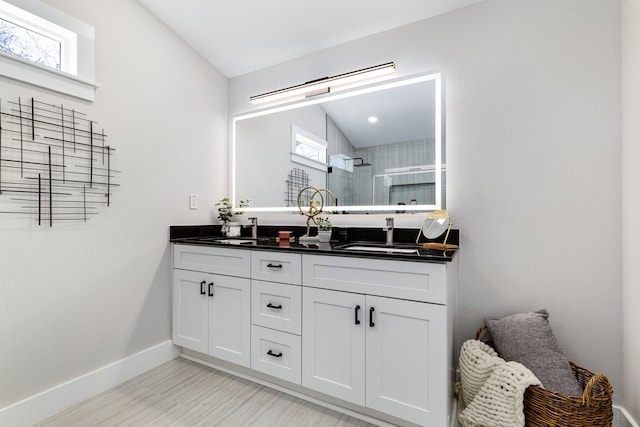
[{"x1": 249, "y1": 62, "x2": 396, "y2": 105}]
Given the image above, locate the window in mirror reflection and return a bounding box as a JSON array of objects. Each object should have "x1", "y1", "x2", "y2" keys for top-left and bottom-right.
[{"x1": 291, "y1": 125, "x2": 327, "y2": 171}]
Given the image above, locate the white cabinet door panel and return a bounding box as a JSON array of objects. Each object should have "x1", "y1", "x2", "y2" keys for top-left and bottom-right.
[
  {"x1": 366, "y1": 295, "x2": 447, "y2": 426},
  {"x1": 209, "y1": 275, "x2": 251, "y2": 367},
  {"x1": 172, "y1": 270, "x2": 209, "y2": 354},
  {"x1": 302, "y1": 287, "x2": 366, "y2": 406}
]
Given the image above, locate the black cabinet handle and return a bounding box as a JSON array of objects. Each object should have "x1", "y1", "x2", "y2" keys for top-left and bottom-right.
[
  {"x1": 208, "y1": 282, "x2": 214, "y2": 297},
  {"x1": 355, "y1": 305, "x2": 361, "y2": 325},
  {"x1": 369, "y1": 307, "x2": 375, "y2": 327},
  {"x1": 200, "y1": 280, "x2": 206, "y2": 295},
  {"x1": 267, "y1": 303, "x2": 282, "y2": 310},
  {"x1": 267, "y1": 263, "x2": 283, "y2": 269},
  {"x1": 267, "y1": 350, "x2": 283, "y2": 358}
]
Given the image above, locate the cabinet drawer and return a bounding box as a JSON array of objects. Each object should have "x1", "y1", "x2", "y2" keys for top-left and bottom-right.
[
  {"x1": 251, "y1": 280, "x2": 301, "y2": 335},
  {"x1": 251, "y1": 325, "x2": 301, "y2": 384},
  {"x1": 302, "y1": 254, "x2": 447, "y2": 304},
  {"x1": 174, "y1": 244, "x2": 250, "y2": 277},
  {"x1": 251, "y1": 251, "x2": 302, "y2": 285}
]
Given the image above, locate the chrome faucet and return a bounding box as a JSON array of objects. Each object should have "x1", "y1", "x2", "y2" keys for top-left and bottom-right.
[
  {"x1": 383, "y1": 217, "x2": 394, "y2": 246},
  {"x1": 247, "y1": 217, "x2": 258, "y2": 239}
]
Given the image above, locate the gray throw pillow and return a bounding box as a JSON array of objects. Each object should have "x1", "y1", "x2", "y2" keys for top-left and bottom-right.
[{"x1": 485, "y1": 309, "x2": 583, "y2": 396}]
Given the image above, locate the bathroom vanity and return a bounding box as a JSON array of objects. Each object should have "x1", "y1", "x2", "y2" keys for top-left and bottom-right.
[
  {"x1": 170, "y1": 67, "x2": 454, "y2": 426},
  {"x1": 170, "y1": 229, "x2": 457, "y2": 427}
]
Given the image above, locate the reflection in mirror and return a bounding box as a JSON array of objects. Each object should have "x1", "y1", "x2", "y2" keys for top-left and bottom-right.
[{"x1": 232, "y1": 71, "x2": 445, "y2": 213}]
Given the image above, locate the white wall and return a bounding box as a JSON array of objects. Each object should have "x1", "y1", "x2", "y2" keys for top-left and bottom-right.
[
  {"x1": 236, "y1": 105, "x2": 327, "y2": 207},
  {"x1": 0, "y1": 0, "x2": 227, "y2": 409},
  {"x1": 231, "y1": 0, "x2": 624, "y2": 401},
  {"x1": 622, "y1": 0, "x2": 640, "y2": 421}
]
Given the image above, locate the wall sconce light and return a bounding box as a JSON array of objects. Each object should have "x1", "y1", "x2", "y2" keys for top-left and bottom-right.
[{"x1": 249, "y1": 62, "x2": 396, "y2": 105}]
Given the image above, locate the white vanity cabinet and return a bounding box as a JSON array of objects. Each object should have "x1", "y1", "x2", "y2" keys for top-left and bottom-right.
[
  {"x1": 172, "y1": 244, "x2": 455, "y2": 427},
  {"x1": 172, "y1": 245, "x2": 251, "y2": 367},
  {"x1": 302, "y1": 254, "x2": 451, "y2": 426}
]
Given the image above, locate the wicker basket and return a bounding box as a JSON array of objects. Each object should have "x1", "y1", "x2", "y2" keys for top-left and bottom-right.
[
  {"x1": 474, "y1": 326, "x2": 614, "y2": 427},
  {"x1": 524, "y1": 362, "x2": 613, "y2": 427}
]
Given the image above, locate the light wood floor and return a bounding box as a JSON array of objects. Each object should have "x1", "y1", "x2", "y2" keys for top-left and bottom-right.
[{"x1": 35, "y1": 357, "x2": 378, "y2": 427}]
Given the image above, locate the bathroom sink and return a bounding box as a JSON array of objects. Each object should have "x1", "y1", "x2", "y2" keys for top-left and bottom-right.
[
  {"x1": 181, "y1": 236, "x2": 267, "y2": 244},
  {"x1": 214, "y1": 239, "x2": 256, "y2": 245},
  {"x1": 337, "y1": 243, "x2": 420, "y2": 255}
]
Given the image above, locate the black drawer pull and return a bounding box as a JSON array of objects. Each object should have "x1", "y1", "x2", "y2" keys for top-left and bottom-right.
[
  {"x1": 208, "y1": 282, "x2": 214, "y2": 297},
  {"x1": 200, "y1": 280, "x2": 206, "y2": 295},
  {"x1": 369, "y1": 306, "x2": 375, "y2": 327},
  {"x1": 267, "y1": 263, "x2": 283, "y2": 269},
  {"x1": 355, "y1": 305, "x2": 361, "y2": 325},
  {"x1": 267, "y1": 350, "x2": 283, "y2": 358},
  {"x1": 267, "y1": 303, "x2": 282, "y2": 310}
]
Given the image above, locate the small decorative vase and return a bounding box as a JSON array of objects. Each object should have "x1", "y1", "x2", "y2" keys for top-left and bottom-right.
[
  {"x1": 226, "y1": 222, "x2": 241, "y2": 237},
  {"x1": 318, "y1": 230, "x2": 332, "y2": 243}
]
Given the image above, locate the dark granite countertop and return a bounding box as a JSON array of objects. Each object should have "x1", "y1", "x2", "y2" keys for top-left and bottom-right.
[{"x1": 170, "y1": 225, "x2": 458, "y2": 263}]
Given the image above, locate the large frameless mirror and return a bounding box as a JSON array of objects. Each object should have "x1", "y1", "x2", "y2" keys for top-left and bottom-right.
[{"x1": 231, "y1": 71, "x2": 445, "y2": 213}]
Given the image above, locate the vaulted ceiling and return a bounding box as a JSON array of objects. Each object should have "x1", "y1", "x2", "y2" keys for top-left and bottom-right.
[{"x1": 136, "y1": 0, "x2": 484, "y2": 78}]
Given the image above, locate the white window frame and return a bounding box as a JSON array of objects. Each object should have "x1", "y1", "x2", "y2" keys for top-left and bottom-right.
[
  {"x1": 0, "y1": 0, "x2": 97, "y2": 101},
  {"x1": 290, "y1": 124, "x2": 328, "y2": 172}
]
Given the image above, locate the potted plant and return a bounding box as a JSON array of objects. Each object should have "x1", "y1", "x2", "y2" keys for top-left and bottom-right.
[
  {"x1": 316, "y1": 216, "x2": 332, "y2": 242},
  {"x1": 216, "y1": 198, "x2": 248, "y2": 236}
]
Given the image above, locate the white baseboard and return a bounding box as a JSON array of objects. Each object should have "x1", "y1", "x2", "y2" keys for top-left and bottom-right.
[
  {"x1": 450, "y1": 395, "x2": 458, "y2": 427},
  {"x1": 0, "y1": 340, "x2": 179, "y2": 427},
  {"x1": 614, "y1": 405, "x2": 640, "y2": 427}
]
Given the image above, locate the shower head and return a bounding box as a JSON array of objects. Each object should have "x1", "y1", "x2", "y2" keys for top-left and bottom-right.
[{"x1": 352, "y1": 157, "x2": 372, "y2": 167}]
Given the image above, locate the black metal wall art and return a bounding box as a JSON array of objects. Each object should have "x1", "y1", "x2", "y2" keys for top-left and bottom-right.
[{"x1": 0, "y1": 97, "x2": 120, "y2": 226}]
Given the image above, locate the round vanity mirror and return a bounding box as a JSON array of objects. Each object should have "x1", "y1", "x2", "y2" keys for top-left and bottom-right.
[
  {"x1": 421, "y1": 210, "x2": 450, "y2": 239},
  {"x1": 418, "y1": 209, "x2": 459, "y2": 251}
]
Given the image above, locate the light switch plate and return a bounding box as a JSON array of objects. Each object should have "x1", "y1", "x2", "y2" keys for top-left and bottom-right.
[{"x1": 189, "y1": 194, "x2": 198, "y2": 209}]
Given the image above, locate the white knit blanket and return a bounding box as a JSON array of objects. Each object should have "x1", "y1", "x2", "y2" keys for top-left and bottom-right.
[
  {"x1": 459, "y1": 361, "x2": 542, "y2": 427},
  {"x1": 459, "y1": 339, "x2": 503, "y2": 406}
]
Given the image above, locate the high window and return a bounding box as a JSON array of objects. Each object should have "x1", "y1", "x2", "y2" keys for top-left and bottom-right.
[
  {"x1": 0, "y1": 0, "x2": 95, "y2": 101},
  {"x1": 1, "y1": 17, "x2": 63, "y2": 70}
]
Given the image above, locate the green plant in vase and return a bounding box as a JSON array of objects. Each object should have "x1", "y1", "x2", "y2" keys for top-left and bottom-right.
[
  {"x1": 216, "y1": 198, "x2": 249, "y2": 235},
  {"x1": 316, "y1": 216, "x2": 332, "y2": 242},
  {"x1": 316, "y1": 216, "x2": 332, "y2": 231}
]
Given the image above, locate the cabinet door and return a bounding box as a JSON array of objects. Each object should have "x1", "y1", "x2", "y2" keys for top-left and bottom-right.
[
  {"x1": 365, "y1": 296, "x2": 447, "y2": 426},
  {"x1": 302, "y1": 287, "x2": 365, "y2": 405},
  {"x1": 172, "y1": 269, "x2": 209, "y2": 354},
  {"x1": 208, "y1": 274, "x2": 251, "y2": 367}
]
